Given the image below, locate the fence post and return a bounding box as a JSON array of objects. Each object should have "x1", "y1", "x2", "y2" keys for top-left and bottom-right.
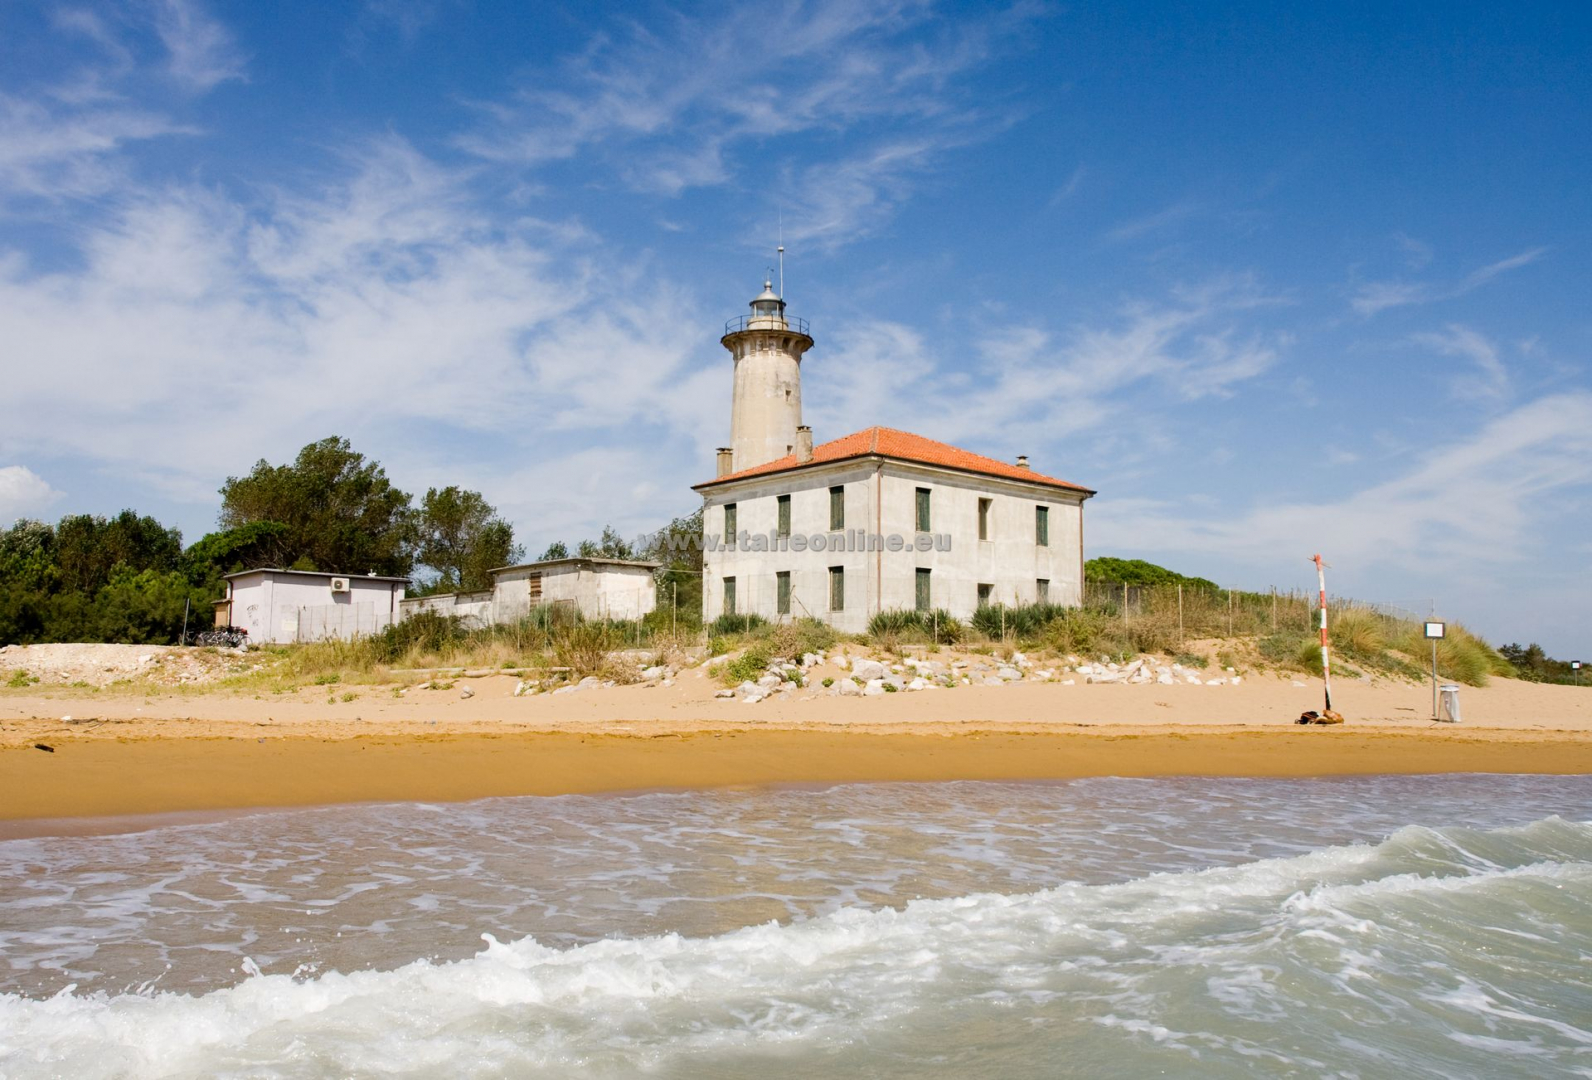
[
  {"x1": 1177, "y1": 584, "x2": 1183, "y2": 648},
  {"x1": 1271, "y1": 587, "x2": 1277, "y2": 631},
  {"x1": 1227, "y1": 589, "x2": 1233, "y2": 637},
  {"x1": 1122, "y1": 583, "x2": 1129, "y2": 629}
]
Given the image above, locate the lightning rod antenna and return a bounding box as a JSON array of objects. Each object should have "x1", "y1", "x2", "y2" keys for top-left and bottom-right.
[{"x1": 777, "y1": 213, "x2": 785, "y2": 299}]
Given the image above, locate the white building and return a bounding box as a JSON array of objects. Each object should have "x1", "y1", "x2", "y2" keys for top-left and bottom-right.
[
  {"x1": 398, "y1": 557, "x2": 660, "y2": 627},
  {"x1": 694, "y1": 283, "x2": 1095, "y2": 635},
  {"x1": 215, "y1": 569, "x2": 409, "y2": 644}
]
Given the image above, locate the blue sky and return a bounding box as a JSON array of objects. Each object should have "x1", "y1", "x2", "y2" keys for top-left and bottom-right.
[{"x1": 1, "y1": 0, "x2": 1588, "y2": 654}]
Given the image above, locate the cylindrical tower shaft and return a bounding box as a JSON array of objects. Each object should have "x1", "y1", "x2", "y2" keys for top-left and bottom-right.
[{"x1": 721, "y1": 282, "x2": 814, "y2": 472}]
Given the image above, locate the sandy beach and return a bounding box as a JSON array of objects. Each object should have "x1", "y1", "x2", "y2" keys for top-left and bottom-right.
[{"x1": 3, "y1": 663, "x2": 1589, "y2": 831}]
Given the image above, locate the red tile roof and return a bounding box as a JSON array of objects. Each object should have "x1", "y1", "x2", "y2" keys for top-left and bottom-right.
[{"x1": 695, "y1": 426, "x2": 1094, "y2": 494}]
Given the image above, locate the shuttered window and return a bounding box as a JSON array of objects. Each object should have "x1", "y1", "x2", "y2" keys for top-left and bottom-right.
[
  {"x1": 978, "y1": 498, "x2": 993, "y2": 541},
  {"x1": 777, "y1": 494, "x2": 791, "y2": 538},
  {"x1": 724, "y1": 503, "x2": 737, "y2": 544},
  {"x1": 776, "y1": 571, "x2": 791, "y2": 615},
  {"x1": 829, "y1": 566, "x2": 844, "y2": 611},
  {"x1": 723, "y1": 576, "x2": 736, "y2": 615},
  {"x1": 915, "y1": 488, "x2": 931, "y2": 532},
  {"x1": 1035, "y1": 505, "x2": 1049, "y2": 547},
  {"x1": 829, "y1": 486, "x2": 844, "y2": 530},
  {"x1": 977, "y1": 583, "x2": 993, "y2": 606},
  {"x1": 1037, "y1": 578, "x2": 1049, "y2": 603},
  {"x1": 915, "y1": 568, "x2": 931, "y2": 612}
]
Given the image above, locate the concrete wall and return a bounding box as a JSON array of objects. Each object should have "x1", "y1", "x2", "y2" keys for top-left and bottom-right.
[
  {"x1": 700, "y1": 462, "x2": 1086, "y2": 635},
  {"x1": 494, "y1": 563, "x2": 657, "y2": 622},
  {"x1": 225, "y1": 572, "x2": 406, "y2": 644},
  {"x1": 728, "y1": 330, "x2": 807, "y2": 472},
  {"x1": 402, "y1": 564, "x2": 658, "y2": 627}
]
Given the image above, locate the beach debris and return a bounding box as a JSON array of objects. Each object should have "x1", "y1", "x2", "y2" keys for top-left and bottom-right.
[
  {"x1": 1296, "y1": 710, "x2": 1345, "y2": 725},
  {"x1": 34, "y1": 743, "x2": 55, "y2": 753},
  {"x1": 714, "y1": 688, "x2": 735, "y2": 699},
  {"x1": 459, "y1": 687, "x2": 474, "y2": 700}
]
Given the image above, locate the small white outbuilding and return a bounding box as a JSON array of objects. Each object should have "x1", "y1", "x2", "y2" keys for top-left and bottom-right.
[
  {"x1": 215, "y1": 569, "x2": 409, "y2": 644},
  {"x1": 398, "y1": 557, "x2": 660, "y2": 627}
]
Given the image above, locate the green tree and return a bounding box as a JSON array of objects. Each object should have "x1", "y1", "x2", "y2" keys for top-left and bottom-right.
[
  {"x1": 414, "y1": 486, "x2": 522, "y2": 593},
  {"x1": 54, "y1": 511, "x2": 182, "y2": 594},
  {"x1": 537, "y1": 541, "x2": 570, "y2": 561},
  {"x1": 576, "y1": 525, "x2": 635, "y2": 560},
  {"x1": 181, "y1": 521, "x2": 293, "y2": 583},
  {"x1": 219, "y1": 437, "x2": 415, "y2": 576}
]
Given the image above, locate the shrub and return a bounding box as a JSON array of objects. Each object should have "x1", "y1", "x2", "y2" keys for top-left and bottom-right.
[
  {"x1": 1173, "y1": 653, "x2": 1208, "y2": 669},
  {"x1": 822, "y1": 677, "x2": 834, "y2": 688},
  {"x1": 6, "y1": 669, "x2": 38, "y2": 688},
  {"x1": 770, "y1": 618, "x2": 838, "y2": 659},
  {"x1": 719, "y1": 643, "x2": 772, "y2": 686},
  {"x1": 709, "y1": 612, "x2": 770, "y2": 637},
  {"x1": 1329, "y1": 607, "x2": 1386, "y2": 661},
  {"x1": 552, "y1": 623, "x2": 621, "y2": 679}
]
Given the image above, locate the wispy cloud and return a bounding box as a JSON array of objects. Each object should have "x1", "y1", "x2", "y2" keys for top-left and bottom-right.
[
  {"x1": 1351, "y1": 246, "x2": 1547, "y2": 316},
  {"x1": 807, "y1": 275, "x2": 1289, "y2": 459},
  {"x1": 1412, "y1": 323, "x2": 1510, "y2": 400},
  {"x1": 1090, "y1": 391, "x2": 1592, "y2": 570},
  {"x1": 0, "y1": 466, "x2": 63, "y2": 526},
  {"x1": 455, "y1": 0, "x2": 1033, "y2": 246},
  {"x1": 150, "y1": 0, "x2": 246, "y2": 91}
]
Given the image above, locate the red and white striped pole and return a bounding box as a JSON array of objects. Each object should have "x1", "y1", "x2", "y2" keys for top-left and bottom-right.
[{"x1": 1312, "y1": 553, "x2": 1332, "y2": 712}]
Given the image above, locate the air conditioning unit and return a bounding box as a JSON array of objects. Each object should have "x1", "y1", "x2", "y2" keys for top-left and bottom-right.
[{"x1": 330, "y1": 577, "x2": 350, "y2": 594}]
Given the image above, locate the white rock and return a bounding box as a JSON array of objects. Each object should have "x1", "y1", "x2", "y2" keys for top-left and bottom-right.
[
  {"x1": 757, "y1": 674, "x2": 781, "y2": 689},
  {"x1": 1061, "y1": 679, "x2": 1076, "y2": 686},
  {"x1": 836, "y1": 679, "x2": 863, "y2": 696},
  {"x1": 714, "y1": 688, "x2": 736, "y2": 699},
  {"x1": 1231, "y1": 676, "x2": 1242, "y2": 684},
  {"x1": 982, "y1": 676, "x2": 1005, "y2": 687},
  {"x1": 1291, "y1": 680, "x2": 1308, "y2": 687},
  {"x1": 907, "y1": 677, "x2": 932, "y2": 691},
  {"x1": 641, "y1": 666, "x2": 667, "y2": 681},
  {"x1": 801, "y1": 653, "x2": 820, "y2": 668},
  {"x1": 834, "y1": 656, "x2": 850, "y2": 670},
  {"x1": 851, "y1": 659, "x2": 889, "y2": 681},
  {"x1": 996, "y1": 666, "x2": 1022, "y2": 681},
  {"x1": 741, "y1": 687, "x2": 767, "y2": 704},
  {"x1": 1206, "y1": 677, "x2": 1226, "y2": 686},
  {"x1": 863, "y1": 679, "x2": 886, "y2": 696},
  {"x1": 1156, "y1": 672, "x2": 1174, "y2": 685},
  {"x1": 1185, "y1": 675, "x2": 1201, "y2": 685}
]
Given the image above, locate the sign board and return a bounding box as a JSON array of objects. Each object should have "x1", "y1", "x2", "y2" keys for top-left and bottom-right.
[
  {"x1": 1424, "y1": 621, "x2": 1445, "y2": 639},
  {"x1": 1574, "y1": 661, "x2": 1583, "y2": 671}
]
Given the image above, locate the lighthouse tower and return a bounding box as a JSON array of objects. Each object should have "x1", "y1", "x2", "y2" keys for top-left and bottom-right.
[{"x1": 719, "y1": 280, "x2": 814, "y2": 474}]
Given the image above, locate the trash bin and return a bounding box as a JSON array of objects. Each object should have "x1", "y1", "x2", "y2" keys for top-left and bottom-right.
[{"x1": 1438, "y1": 683, "x2": 1461, "y2": 723}]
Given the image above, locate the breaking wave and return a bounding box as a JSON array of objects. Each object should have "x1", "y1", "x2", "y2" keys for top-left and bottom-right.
[{"x1": 3, "y1": 814, "x2": 1590, "y2": 1078}]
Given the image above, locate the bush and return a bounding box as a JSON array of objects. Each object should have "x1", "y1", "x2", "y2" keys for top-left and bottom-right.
[
  {"x1": 709, "y1": 612, "x2": 769, "y2": 637},
  {"x1": 369, "y1": 610, "x2": 467, "y2": 664},
  {"x1": 719, "y1": 643, "x2": 772, "y2": 686},
  {"x1": 552, "y1": 623, "x2": 621, "y2": 679},
  {"x1": 769, "y1": 617, "x2": 839, "y2": 659},
  {"x1": 1329, "y1": 607, "x2": 1386, "y2": 661}
]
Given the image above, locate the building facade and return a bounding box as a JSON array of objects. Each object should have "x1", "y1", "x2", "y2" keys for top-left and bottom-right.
[
  {"x1": 216, "y1": 569, "x2": 409, "y2": 644},
  {"x1": 694, "y1": 285, "x2": 1094, "y2": 635},
  {"x1": 398, "y1": 557, "x2": 659, "y2": 627}
]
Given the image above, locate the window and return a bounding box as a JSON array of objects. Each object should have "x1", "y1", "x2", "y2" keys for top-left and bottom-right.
[
  {"x1": 527, "y1": 572, "x2": 542, "y2": 603},
  {"x1": 723, "y1": 576, "x2": 737, "y2": 615},
  {"x1": 915, "y1": 568, "x2": 932, "y2": 612},
  {"x1": 724, "y1": 503, "x2": 737, "y2": 544},
  {"x1": 829, "y1": 486, "x2": 845, "y2": 530},
  {"x1": 915, "y1": 487, "x2": 932, "y2": 532},
  {"x1": 1035, "y1": 505, "x2": 1049, "y2": 547},
  {"x1": 978, "y1": 497, "x2": 993, "y2": 541},
  {"x1": 829, "y1": 566, "x2": 844, "y2": 611},
  {"x1": 977, "y1": 583, "x2": 993, "y2": 606},
  {"x1": 776, "y1": 571, "x2": 791, "y2": 615},
  {"x1": 1037, "y1": 578, "x2": 1050, "y2": 603},
  {"x1": 777, "y1": 494, "x2": 791, "y2": 538}
]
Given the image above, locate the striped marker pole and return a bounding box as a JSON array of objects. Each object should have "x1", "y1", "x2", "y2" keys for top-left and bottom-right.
[{"x1": 1313, "y1": 553, "x2": 1332, "y2": 712}]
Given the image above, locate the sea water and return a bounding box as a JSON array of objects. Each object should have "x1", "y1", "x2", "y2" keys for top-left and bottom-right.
[{"x1": 1, "y1": 774, "x2": 1590, "y2": 1078}]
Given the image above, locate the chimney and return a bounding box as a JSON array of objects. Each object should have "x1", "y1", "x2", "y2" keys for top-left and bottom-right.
[
  {"x1": 796, "y1": 426, "x2": 814, "y2": 464},
  {"x1": 716, "y1": 447, "x2": 734, "y2": 477},
  {"x1": 1016, "y1": 454, "x2": 1030, "y2": 470}
]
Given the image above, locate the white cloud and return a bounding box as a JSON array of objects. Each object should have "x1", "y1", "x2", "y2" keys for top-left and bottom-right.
[
  {"x1": 0, "y1": 93, "x2": 191, "y2": 199},
  {"x1": 455, "y1": 0, "x2": 1027, "y2": 243},
  {"x1": 150, "y1": 0, "x2": 246, "y2": 91},
  {"x1": 1089, "y1": 391, "x2": 1592, "y2": 571},
  {"x1": 805, "y1": 276, "x2": 1286, "y2": 463},
  {"x1": 0, "y1": 466, "x2": 63, "y2": 526},
  {"x1": 1412, "y1": 323, "x2": 1509, "y2": 400},
  {"x1": 1351, "y1": 246, "x2": 1547, "y2": 316}
]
